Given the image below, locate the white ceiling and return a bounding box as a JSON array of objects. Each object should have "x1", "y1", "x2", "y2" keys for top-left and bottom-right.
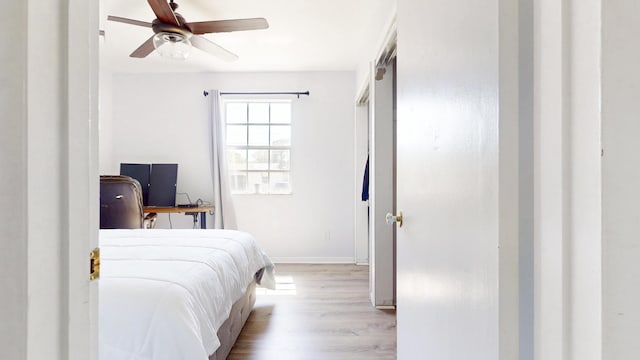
[{"x1": 100, "y1": 0, "x2": 394, "y2": 73}]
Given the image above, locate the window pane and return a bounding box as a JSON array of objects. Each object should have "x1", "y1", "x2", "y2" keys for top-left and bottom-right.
[
  {"x1": 248, "y1": 125, "x2": 269, "y2": 146},
  {"x1": 249, "y1": 103, "x2": 269, "y2": 124},
  {"x1": 227, "y1": 149, "x2": 247, "y2": 171},
  {"x1": 248, "y1": 150, "x2": 269, "y2": 170},
  {"x1": 248, "y1": 172, "x2": 269, "y2": 194},
  {"x1": 271, "y1": 103, "x2": 291, "y2": 124},
  {"x1": 226, "y1": 125, "x2": 247, "y2": 146},
  {"x1": 229, "y1": 172, "x2": 248, "y2": 193},
  {"x1": 270, "y1": 150, "x2": 290, "y2": 170},
  {"x1": 226, "y1": 103, "x2": 247, "y2": 124},
  {"x1": 270, "y1": 125, "x2": 291, "y2": 146},
  {"x1": 225, "y1": 100, "x2": 292, "y2": 195},
  {"x1": 270, "y1": 172, "x2": 291, "y2": 194}
]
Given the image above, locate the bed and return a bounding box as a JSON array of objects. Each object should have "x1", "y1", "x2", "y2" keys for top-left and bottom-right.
[{"x1": 99, "y1": 229, "x2": 275, "y2": 360}]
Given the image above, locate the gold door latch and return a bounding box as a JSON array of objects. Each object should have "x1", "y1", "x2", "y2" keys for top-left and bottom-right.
[{"x1": 90, "y1": 248, "x2": 100, "y2": 281}]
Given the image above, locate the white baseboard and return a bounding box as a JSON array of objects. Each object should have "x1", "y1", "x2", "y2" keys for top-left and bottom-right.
[
  {"x1": 375, "y1": 305, "x2": 396, "y2": 310},
  {"x1": 270, "y1": 257, "x2": 355, "y2": 264}
]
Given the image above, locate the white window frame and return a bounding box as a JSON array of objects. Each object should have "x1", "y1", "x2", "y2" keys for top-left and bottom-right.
[{"x1": 223, "y1": 99, "x2": 292, "y2": 195}]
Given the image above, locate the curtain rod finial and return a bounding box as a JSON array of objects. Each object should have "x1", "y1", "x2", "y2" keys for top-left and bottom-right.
[{"x1": 203, "y1": 90, "x2": 209, "y2": 97}]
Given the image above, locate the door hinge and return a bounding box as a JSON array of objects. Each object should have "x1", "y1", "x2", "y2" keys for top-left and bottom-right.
[{"x1": 90, "y1": 248, "x2": 100, "y2": 281}]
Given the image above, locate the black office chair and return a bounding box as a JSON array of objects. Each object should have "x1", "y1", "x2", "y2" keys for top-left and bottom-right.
[{"x1": 100, "y1": 175, "x2": 157, "y2": 229}]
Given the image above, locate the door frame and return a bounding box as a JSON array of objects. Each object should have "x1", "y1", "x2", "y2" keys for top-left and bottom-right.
[{"x1": 66, "y1": 0, "x2": 100, "y2": 358}]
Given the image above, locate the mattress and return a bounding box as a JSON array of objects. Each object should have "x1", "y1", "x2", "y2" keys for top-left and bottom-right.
[{"x1": 98, "y1": 229, "x2": 275, "y2": 360}]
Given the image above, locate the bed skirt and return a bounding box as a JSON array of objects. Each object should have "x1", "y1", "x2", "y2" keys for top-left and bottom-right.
[{"x1": 209, "y1": 280, "x2": 257, "y2": 360}]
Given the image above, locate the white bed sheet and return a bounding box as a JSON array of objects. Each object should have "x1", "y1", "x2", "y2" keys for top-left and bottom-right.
[{"x1": 99, "y1": 229, "x2": 275, "y2": 360}]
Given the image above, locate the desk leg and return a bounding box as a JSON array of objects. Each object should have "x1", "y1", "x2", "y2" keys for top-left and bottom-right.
[{"x1": 200, "y1": 211, "x2": 206, "y2": 229}]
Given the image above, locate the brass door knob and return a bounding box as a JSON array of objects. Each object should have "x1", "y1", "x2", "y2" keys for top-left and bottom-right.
[{"x1": 385, "y1": 211, "x2": 403, "y2": 227}]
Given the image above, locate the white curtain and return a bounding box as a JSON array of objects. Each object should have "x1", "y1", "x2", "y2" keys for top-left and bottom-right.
[{"x1": 208, "y1": 90, "x2": 237, "y2": 229}]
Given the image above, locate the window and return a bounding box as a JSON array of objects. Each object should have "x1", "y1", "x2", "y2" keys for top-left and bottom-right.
[{"x1": 224, "y1": 100, "x2": 292, "y2": 194}]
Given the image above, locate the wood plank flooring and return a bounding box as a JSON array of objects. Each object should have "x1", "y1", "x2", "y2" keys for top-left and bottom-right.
[{"x1": 228, "y1": 264, "x2": 397, "y2": 360}]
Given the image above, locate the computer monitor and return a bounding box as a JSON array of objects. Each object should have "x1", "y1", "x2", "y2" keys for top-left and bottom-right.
[
  {"x1": 120, "y1": 163, "x2": 151, "y2": 206},
  {"x1": 148, "y1": 163, "x2": 178, "y2": 207}
]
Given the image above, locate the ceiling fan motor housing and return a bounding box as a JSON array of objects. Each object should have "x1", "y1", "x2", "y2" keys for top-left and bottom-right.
[{"x1": 151, "y1": 15, "x2": 192, "y2": 39}]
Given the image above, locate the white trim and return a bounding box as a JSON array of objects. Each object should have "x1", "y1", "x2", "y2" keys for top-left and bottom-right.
[
  {"x1": 270, "y1": 257, "x2": 355, "y2": 264},
  {"x1": 373, "y1": 15, "x2": 398, "y2": 67},
  {"x1": 375, "y1": 305, "x2": 396, "y2": 310},
  {"x1": 67, "y1": 0, "x2": 100, "y2": 358},
  {"x1": 356, "y1": 76, "x2": 370, "y2": 105}
]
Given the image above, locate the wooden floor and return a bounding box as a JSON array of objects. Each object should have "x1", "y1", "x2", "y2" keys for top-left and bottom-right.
[{"x1": 228, "y1": 264, "x2": 397, "y2": 360}]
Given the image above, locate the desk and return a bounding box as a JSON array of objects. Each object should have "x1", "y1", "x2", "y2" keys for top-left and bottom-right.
[{"x1": 144, "y1": 206, "x2": 215, "y2": 229}]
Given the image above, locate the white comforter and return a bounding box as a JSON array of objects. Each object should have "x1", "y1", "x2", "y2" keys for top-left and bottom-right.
[{"x1": 99, "y1": 229, "x2": 275, "y2": 360}]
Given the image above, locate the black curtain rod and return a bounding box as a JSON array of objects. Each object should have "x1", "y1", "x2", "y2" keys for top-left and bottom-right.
[{"x1": 203, "y1": 90, "x2": 310, "y2": 98}]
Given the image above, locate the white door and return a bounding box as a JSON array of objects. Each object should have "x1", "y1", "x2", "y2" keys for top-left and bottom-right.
[
  {"x1": 68, "y1": 0, "x2": 100, "y2": 358},
  {"x1": 395, "y1": 0, "x2": 519, "y2": 358},
  {"x1": 0, "y1": 0, "x2": 99, "y2": 358},
  {"x1": 370, "y1": 61, "x2": 396, "y2": 307}
]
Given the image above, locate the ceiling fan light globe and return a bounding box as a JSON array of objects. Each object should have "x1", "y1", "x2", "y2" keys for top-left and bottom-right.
[{"x1": 152, "y1": 32, "x2": 192, "y2": 60}]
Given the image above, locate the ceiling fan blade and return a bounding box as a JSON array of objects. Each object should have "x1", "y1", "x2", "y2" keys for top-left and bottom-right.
[
  {"x1": 190, "y1": 35, "x2": 238, "y2": 62},
  {"x1": 130, "y1": 36, "x2": 156, "y2": 58},
  {"x1": 107, "y1": 16, "x2": 152, "y2": 28},
  {"x1": 147, "y1": 0, "x2": 179, "y2": 26},
  {"x1": 186, "y1": 18, "x2": 269, "y2": 35}
]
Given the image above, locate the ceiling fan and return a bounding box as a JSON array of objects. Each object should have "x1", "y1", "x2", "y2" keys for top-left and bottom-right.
[{"x1": 107, "y1": 0, "x2": 269, "y2": 61}]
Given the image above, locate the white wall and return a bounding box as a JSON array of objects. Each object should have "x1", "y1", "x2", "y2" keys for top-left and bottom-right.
[
  {"x1": 602, "y1": 0, "x2": 640, "y2": 357},
  {"x1": 99, "y1": 67, "x2": 114, "y2": 172},
  {"x1": 103, "y1": 71, "x2": 356, "y2": 262}
]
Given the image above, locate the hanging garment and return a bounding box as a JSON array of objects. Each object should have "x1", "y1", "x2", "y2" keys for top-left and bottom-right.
[{"x1": 361, "y1": 156, "x2": 369, "y2": 201}]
